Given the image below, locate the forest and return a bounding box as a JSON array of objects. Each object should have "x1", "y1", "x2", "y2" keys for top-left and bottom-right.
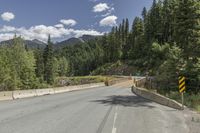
[{"x1": 0, "y1": 0, "x2": 199, "y2": 94}]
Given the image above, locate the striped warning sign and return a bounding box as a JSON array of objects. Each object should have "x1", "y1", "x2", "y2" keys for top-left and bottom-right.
[{"x1": 179, "y1": 76, "x2": 186, "y2": 93}]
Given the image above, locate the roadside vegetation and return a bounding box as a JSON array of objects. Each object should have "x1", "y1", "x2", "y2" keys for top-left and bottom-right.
[
  {"x1": 54, "y1": 76, "x2": 115, "y2": 87},
  {"x1": 168, "y1": 92, "x2": 200, "y2": 112},
  {"x1": 0, "y1": 0, "x2": 199, "y2": 110}
]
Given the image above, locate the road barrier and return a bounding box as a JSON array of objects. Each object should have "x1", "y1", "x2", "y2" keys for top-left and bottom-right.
[
  {"x1": 0, "y1": 91, "x2": 13, "y2": 101},
  {"x1": 13, "y1": 90, "x2": 37, "y2": 99},
  {"x1": 0, "y1": 82, "x2": 105, "y2": 101},
  {"x1": 0, "y1": 80, "x2": 128, "y2": 102},
  {"x1": 106, "y1": 77, "x2": 132, "y2": 86},
  {"x1": 132, "y1": 77, "x2": 183, "y2": 110},
  {"x1": 36, "y1": 89, "x2": 55, "y2": 96},
  {"x1": 54, "y1": 87, "x2": 70, "y2": 94},
  {"x1": 132, "y1": 86, "x2": 183, "y2": 110}
]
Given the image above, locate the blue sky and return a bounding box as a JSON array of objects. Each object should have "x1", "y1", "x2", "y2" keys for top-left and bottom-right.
[{"x1": 0, "y1": 0, "x2": 153, "y2": 42}]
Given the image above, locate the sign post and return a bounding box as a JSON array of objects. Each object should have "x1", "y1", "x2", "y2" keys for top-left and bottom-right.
[
  {"x1": 181, "y1": 92, "x2": 184, "y2": 109},
  {"x1": 179, "y1": 76, "x2": 186, "y2": 110}
]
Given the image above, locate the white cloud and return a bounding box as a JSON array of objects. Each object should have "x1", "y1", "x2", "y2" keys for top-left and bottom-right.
[
  {"x1": 73, "y1": 29, "x2": 103, "y2": 38},
  {"x1": 0, "y1": 25, "x2": 103, "y2": 42},
  {"x1": 99, "y1": 15, "x2": 118, "y2": 27},
  {"x1": 93, "y1": 3, "x2": 110, "y2": 12},
  {"x1": 101, "y1": 7, "x2": 115, "y2": 17},
  {"x1": 0, "y1": 33, "x2": 15, "y2": 41},
  {"x1": 0, "y1": 26, "x2": 16, "y2": 32},
  {"x1": 1, "y1": 12, "x2": 15, "y2": 22},
  {"x1": 60, "y1": 19, "x2": 77, "y2": 27},
  {"x1": 54, "y1": 24, "x2": 64, "y2": 28}
]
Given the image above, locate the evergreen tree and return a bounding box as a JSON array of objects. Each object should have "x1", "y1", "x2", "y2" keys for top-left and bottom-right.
[
  {"x1": 43, "y1": 35, "x2": 54, "y2": 84},
  {"x1": 129, "y1": 17, "x2": 145, "y2": 60},
  {"x1": 175, "y1": 0, "x2": 200, "y2": 59},
  {"x1": 121, "y1": 19, "x2": 126, "y2": 44},
  {"x1": 142, "y1": 7, "x2": 147, "y2": 22},
  {"x1": 35, "y1": 49, "x2": 44, "y2": 82},
  {"x1": 175, "y1": 0, "x2": 200, "y2": 93},
  {"x1": 122, "y1": 18, "x2": 130, "y2": 59},
  {"x1": 162, "y1": 0, "x2": 177, "y2": 43},
  {"x1": 0, "y1": 36, "x2": 39, "y2": 90}
]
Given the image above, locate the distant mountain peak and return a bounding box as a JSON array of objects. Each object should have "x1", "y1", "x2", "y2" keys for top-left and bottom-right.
[
  {"x1": 32, "y1": 39, "x2": 46, "y2": 45},
  {"x1": 0, "y1": 35, "x2": 100, "y2": 50},
  {"x1": 0, "y1": 39, "x2": 47, "y2": 49},
  {"x1": 54, "y1": 35, "x2": 98, "y2": 49}
]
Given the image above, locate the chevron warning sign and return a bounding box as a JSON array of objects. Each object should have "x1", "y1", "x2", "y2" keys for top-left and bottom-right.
[{"x1": 179, "y1": 76, "x2": 186, "y2": 93}]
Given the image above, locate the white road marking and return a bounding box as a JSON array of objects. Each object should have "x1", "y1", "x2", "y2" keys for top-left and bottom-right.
[{"x1": 112, "y1": 106, "x2": 118, "y2": 133}]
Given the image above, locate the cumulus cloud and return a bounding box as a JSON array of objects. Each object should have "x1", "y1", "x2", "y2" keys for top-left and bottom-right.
[
  {"x1": 1, "y1": 12, "x2": 15, "y2": 22},
  {"x1": 99, "y1": 15, "x2": 118, "y2": 27},
  {"x1": 0, "y1": 25, "x2": 103, "y2": 42},
  {"x1": 0, "y1": 33, "x2": 15, "y2": 41},
  {"x1": 101, "y1": 7, "x2": 115, "y2": 17},
  {"x1": 0, "y1": 25, "x2": 16, "y2": 32},
  {"x1": 54, "y1": 24, "x2": 64, "y2": 28},
  {"x1": 60, "y1": 19, "x2": 77, "y2": 27},
  {"x1": 93, "y1": 3, "x2": 110, "y2": 12}
]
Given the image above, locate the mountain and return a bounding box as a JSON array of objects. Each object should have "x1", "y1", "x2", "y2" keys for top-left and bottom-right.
[
  {"x1": 55, "y1": 37, "x2": 84, "y2": 48},
  {"x1": 25, "y1": 39, "x2": 46, "y2": 49},
  {"x1": 80, "y1": 35, "x2": 97, "y2": 42},
  {"x1": 0, "y1": 39, "x2": 46, "y2": 49},
  {"x1": 54, "y1": 35, "x2": 97, "y2": 49},
  {"x1": 0, "y1": 35, "x2": 99, "y2": 50}
]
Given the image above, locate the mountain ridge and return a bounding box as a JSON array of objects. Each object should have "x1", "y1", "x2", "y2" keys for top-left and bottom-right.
[{"x1": 0, "y1": 35, "x2": 98, "y2": 49}]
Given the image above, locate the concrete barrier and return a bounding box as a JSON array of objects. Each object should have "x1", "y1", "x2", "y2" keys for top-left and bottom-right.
[
  {"x1": 0, "y1": 82, "x2": 105, "y2": 101},
  {"x1": 80, "y1": 83, "x2": 104, "y2": 89},
  {"x1": 54, "y1": 82, "x2": 105, "y2": 93},
  {"x1": 106, "y1": 77, "x2": 131, "y2": 86},
  {"x1": 131, "y1": 86, "x2": 183, "y2": 110},
  {"x1": 54, "y1": 87, "x2": 70, "y2": 94},
  {"x1": 0, "y1": 91, "x2": 13, "y2": 101},
  {"x1": 13, "y1": 90, "x2": 37, "y2": 99},
  {"x1": 135, "y1": 77, "x2": 146, "y2": 88},
  {"x1": 36, "y1": 89, "x2": 55, "y2": 96},
  {"x1": 68, "y1": 83, "x2": 105, "y2": 91}
]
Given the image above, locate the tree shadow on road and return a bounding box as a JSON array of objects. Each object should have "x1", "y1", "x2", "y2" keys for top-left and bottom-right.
[{"x1": 91, "y1": 95, "x2": 156, "y2": 109}]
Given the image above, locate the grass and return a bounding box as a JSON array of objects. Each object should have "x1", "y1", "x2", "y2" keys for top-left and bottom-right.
[
  {"x1": 165, "y1": 91, "x2": 200, "y2": 112},
  {"x1": 195, "y1": 105, "x2": 200, "y2": 113},
  {"x1": 54, "y1": 75, "x2": 116, "y2": 87}
]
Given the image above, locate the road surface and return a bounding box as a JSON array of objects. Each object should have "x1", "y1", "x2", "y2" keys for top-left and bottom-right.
[{"x1": 0, "y1": 84, "x2": 191, "y2": 133}]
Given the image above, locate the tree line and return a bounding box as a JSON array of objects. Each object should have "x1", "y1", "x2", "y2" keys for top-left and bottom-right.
[
  {"x1": 0, "y1": 0, "x2": 199, "y2": 93},
  {"x1": 62, "y1": 0, "x2": 200, "y2": 93},
  {"x1": 97, "y1": 0, "x2": 200, "y2": 93},
  {"x1": 0, "y1": 35, "x2": 69, "y2": 90}
]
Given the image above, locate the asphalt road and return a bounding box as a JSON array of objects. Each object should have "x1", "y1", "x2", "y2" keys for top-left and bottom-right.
[{"x1": 0, "y1": 85, "x2": 190, "y2": 133}]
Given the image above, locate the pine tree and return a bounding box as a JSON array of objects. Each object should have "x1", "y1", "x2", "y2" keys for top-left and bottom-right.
[
  {"x1": 142, "y1": 7, "x2": 147, "y2": 22},
  {"x1": 162, "y1": 0, "x2": 178, "y2": 43},
  {"x1": 35, "y1": 49, "x2": 44, "y2": 82},
  {"x1": 122, "y1": 18, "x2": 130, "y2": 60},
  {"x1": 129, "y1": 17, "x2": 145, "y2": 60},
  {"x1": 121, "y1": 19, "x2": 126, "y2": 44},
  {"x1": 145, "y1": 0, "x2": 163, "y2": 43},
  {"x1": 174, "y1": 0, "x2": 200, "y2": 93},
  {"x1": 125, "y1": 18, "x2": 129, "y2": 43},
  {"x1": 43, "y1": 35, "x2": 54, "y2": 84},
  {"x1": 175, "y1": 0, "x2": 200, "y2": 59}
]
